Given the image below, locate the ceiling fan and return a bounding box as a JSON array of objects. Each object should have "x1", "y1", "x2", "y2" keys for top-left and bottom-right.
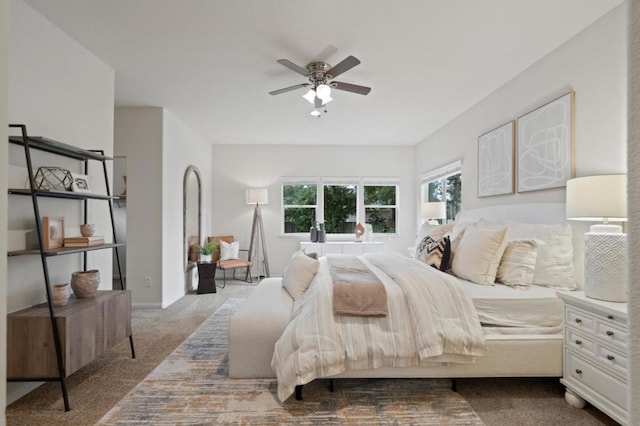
[{"x1": 269, "y1": 55, "x2": 371, "y2": 116}]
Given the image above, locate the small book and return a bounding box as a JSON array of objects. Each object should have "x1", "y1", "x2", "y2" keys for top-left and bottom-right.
[
  {"x1": 64, "y1": 239, "x2": 105, "y2": 247},
  {"x1": 63, "y1": 235, "x2": 105, "y2": 243}
]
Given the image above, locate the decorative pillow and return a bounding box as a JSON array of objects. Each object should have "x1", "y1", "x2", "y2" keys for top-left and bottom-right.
[
  {"x1": 220, "y1": 240, "x2": 240, "y2": 261},
  {"x1": 414, "y1": 222, "x2": 453, "y2": 257},
  {"x1": 496, "y1": 239, "x2": 539, "y2": 287},
  {"x1": 282, "y1": 250, "x2": 320, "y2": 300},
  {"x1": 451, "y1": 225, "x2": 509, "y2": 285},
  {"x1": 418, "y1": 235, "x2": 451, "y2": 271},
  {"x1": 506, "y1": 222, "x2": 576, "y2": 289}
]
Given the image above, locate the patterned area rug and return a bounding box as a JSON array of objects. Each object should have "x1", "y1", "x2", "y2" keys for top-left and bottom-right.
[{"x1": 99, "y1": 298, "x2": 485, "y2": 425}]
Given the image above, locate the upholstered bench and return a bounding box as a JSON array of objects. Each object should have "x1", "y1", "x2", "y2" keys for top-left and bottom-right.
[{"x1": 228, "y1": 277, "x2": 294, "y2": 378}]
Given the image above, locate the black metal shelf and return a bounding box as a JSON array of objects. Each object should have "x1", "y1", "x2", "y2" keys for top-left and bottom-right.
[
  {"x1": 8, "y1": 135, "x2": 111, "y2": 161},
  {"x1": 8, "y1": 243, "x2": 125, "y2": 257},
  {"x1": 8, "y1": 188, "x2": 120, "y2": 201}
]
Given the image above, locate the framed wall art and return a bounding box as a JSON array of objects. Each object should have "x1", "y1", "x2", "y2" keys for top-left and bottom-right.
[
  {"x1": 71, "y1": 173, "x2": 92, "y2": 193},
  {"x1": 478, "y1": 120, "x2": 514, "y2": 197},
  {"x1": 516, "y1": 91, "x2": 575, "y2": 193},
  {"x1": 43, "y1": 216, "x2": 65, "y2": 250}
]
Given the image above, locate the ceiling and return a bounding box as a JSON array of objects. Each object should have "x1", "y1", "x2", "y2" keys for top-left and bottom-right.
[{"x1": 24, "y1": 0, "x2": 622, "y2": 146}]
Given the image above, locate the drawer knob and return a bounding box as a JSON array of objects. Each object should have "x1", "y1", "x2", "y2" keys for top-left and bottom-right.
[
  {"x1": 607, "y1": 355, "x2": 615, "y2": 361},
  {"x1": 575, "y1": 318, "x2": 582, "y2": 324},
  {"x1": 606, "y1": 330, "x2": 615, "y2": 337},
  {"x1": 607, "y1": 315, "x2": 614, "y2": 320},
  {"x1": 575, "y1": 369, "x2": 582, "y2": 374},
  {"x1": 575, "y1": 340, "x2": 582, "y2": 345}
]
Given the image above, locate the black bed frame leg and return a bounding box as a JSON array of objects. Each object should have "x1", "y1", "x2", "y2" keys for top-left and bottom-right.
[
  {"x1": 451, "y1": 378, "x2": 457, "y2": 392},
  {"x1": 295, "y1": 385, "x2": 303, "y2": 400},
  {"x1": 329, "y1": 379, "x2": 334, "y2": 392}
]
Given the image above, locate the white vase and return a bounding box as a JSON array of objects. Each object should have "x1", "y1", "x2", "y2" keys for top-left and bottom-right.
[{"x1": 200, "y1": 254, "x2": 212, "y2": 263}]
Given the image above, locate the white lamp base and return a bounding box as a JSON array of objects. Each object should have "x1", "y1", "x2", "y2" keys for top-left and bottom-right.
[{"x1": 584, "y1": 224, "x2": 627, "y2": 302}]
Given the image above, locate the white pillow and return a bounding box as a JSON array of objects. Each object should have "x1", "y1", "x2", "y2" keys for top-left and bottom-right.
[
  {"x1": 220, "y1": 240, "x2": 240, "y2": 261},
  {"x1": 507, "y1": 222, "x2": 576, "y2": 289},
  {"x1": 496, "y1": 239, "x2": 539, "y2": 287},
  {"x1": 451, "y1": 225, "x2": 508, "y2": 285},
  {"x1": 282, "y1": 250, "x2": 320, "y2": 300}
]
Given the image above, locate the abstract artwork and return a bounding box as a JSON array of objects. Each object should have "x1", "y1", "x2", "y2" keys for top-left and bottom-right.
[
  {"x1": 478, "y1": 121, "x2": 514, "y2": 197},
  {"x1": 517, "y1": 92, "x2": 574, "y2": 192}
]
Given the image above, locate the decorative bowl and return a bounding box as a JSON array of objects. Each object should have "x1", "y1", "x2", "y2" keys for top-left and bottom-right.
[
  {"x1": 52, "y1": 283, "x2": 70, "y2": 307},
  {"x1": 80, "y1": 223, "x2": 95, "y2": 237},
  {"x1": 70, "y1": 269, "x2": 100, "y2": 298}
]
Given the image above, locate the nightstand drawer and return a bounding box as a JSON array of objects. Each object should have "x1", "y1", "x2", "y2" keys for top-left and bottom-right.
[
  {"x1": 565, "y1": 329, "x2": 596, "y2": 357},
  {"x1": 565, "y1": 306, "x2": 596, "y2": 333},
  {"x1": 566, "y1": 351, "x2": 627, "y2": 411},
  {"x1": 595, "y1": 322, "x2": 627, "y2": 351},
  {"x1": 597, "y1": 345, "x2": 627, "y2": 377}
]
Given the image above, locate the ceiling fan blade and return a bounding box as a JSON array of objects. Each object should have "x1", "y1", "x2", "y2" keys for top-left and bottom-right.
[
  {"x1": 277, "y1": 59, "x2": 308, "y2": 76},
  {"x1": 326, "y1": 55, "x2": 360, "y2": 78},
  {"x1": 269, "y1": 83, "x2": 310, "y2": 96},
  {"x1": 332, "y1": 81, "x2": 371, "y2": 95}
]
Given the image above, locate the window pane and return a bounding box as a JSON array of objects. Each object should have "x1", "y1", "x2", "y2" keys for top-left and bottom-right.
[
  {"x1": 366, "y1": 208, "x2": 396, "y2": 233},
  {"x1": 284, "y1": 207, "x2": 316, "y2": 233},
  {"x1": 364, "y1": 185, "x2": 396, "y2": 205},
  {"x1": 428, "y1": 180, "x2": 443, "y2": 202},
  {"x1": 324, "y1": 184, "x2": 357, "y2": 234},
  {"x1": 283, "y1": 184, "x2": 316, "y2": 205},
  {"x1": 446, "y1": 173, "x2": 462, "y2": 221}
]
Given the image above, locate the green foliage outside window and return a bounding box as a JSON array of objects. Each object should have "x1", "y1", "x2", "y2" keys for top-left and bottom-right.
[
  {"x1": 324, "y1": 185, "x2": 357, "y2": 234},
  {"x1": 283, "y1": 184, "x2": 317, "y2": 233}
]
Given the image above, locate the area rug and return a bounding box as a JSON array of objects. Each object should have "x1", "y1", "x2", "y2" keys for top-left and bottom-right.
[{"x1": 98, "y1": 298, "x2": 485, "y2": 425}]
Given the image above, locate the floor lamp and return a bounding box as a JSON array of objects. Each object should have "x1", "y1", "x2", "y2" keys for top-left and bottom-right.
[{"x1": 246, "y1": 188, "x2": 270, "y2": 279}]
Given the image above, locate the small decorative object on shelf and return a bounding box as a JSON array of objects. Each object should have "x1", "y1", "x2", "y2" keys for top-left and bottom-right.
[
  {"x1": 364, "y1": 223, "x2": 373, "y2": 241},
  {"x1": 34, "y1": 166, "x2": 73, "y2": 191},
  {"x1": 70, "y1": 269, "x2": 100, "y2": 298},
  {"x1": 317, "y1": 223, "x2": 326, "y2": 243},
  {"x1": 355, "y1": 222, "x2": 365, "y2": 242},
  {"x1": 70, "y1": 172, "x2": 92, "y2": 193},
  {"x1": 80, "y1": 223, "x2": 95, "y2": 237},
  {"x1": 43, "y1": 216, "x2": 65, "y2": 250},
  {"x1": 310, "y1": 220, "x2": 318, "y2": 242},
  {"x1": 197, "y1": 240, "x2": 218, "y2": 263},
  {"x1": 63, "y1": 235, "x2": 105, "y2": 247},
  {"x1": 52, "y1": 283, "x2": 70, "y2": 307}
]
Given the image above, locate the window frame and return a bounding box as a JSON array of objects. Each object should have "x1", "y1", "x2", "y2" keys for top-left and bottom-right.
[
  {"x1": 419, "y1": 161, "x2": 462, "y2": 224},
  {"x1": 281, "y1": 177, "x2": 400, "y2": 237}
]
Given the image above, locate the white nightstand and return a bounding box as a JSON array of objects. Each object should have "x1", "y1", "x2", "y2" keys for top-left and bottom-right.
[{"x1": 556, "y1": 291, "x2": 628, "y2": 425}]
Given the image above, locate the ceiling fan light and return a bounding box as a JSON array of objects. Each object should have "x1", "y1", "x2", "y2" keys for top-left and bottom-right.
[
  {"x1": 316, "y1": 84, "x2": 332, "y2": 101},
  {"x1": 310, "y1": 109, "x2": 321, "y2": 117},
  {"x1": 302, "y1": 89, "x2": 316, "y2": 104},
  {"x1": 321, "y1": 96, "x2": 333, "y2": 106}
]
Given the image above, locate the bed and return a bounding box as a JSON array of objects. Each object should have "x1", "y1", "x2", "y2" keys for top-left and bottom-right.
[{"x1": 228, "y1": 203, "x2": 583, "y2": 402}]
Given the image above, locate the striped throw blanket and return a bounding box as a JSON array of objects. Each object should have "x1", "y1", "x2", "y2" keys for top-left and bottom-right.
[{"x1": 271, "y1": 252, "x2": 487, "y2": 401}]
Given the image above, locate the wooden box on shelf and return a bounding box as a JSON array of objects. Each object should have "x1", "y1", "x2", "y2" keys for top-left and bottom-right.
[{"x1": 7, "y1": 290, "x2": 131, "y2": 379}]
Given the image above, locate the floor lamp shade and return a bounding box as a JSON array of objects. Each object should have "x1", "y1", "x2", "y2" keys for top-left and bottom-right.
[
  {"x1": 566, "y1": 175, "x2": 627, "y2": 302},
  {"x1": 246, "y1": 188, "x2": 268, "y2": 205}
]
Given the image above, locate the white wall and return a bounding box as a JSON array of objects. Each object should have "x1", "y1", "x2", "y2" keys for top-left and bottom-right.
[
  {"x1": 6, "y1": 0, "x2": 115, "y2": 405},
  {"x1": 162, "y1": 109, "x2": 212, "y2": 306},
  {"x1": 1, "y1": 0, "x2": 9, "y2": 421},
  {"x1": 628, "y1": 1, "x2": 640, "y2": 423},
  {"x1": 114, "y1": 107, "x2": 213, "y2": 308},
  {"x1": 416, "y1": 5, "x2": 627, "y2": 211},
  {"x1": 212, "y1": 144, "x2": 415, "y2": 275},
  {"x1": 114, "y1": 107, "x2": 163, "y2": 307}
]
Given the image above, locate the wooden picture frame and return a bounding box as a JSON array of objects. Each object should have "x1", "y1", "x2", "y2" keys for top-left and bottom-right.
[
  {"x1": 43, "y1": 216, "x2": 65, "y2": 250},
  {"x1": 71, "y1": 173, "x2": 92, "y2": 193},
  {"x1": 516, "y1": 91, "x2": 575, "y2": 193},
  {"x1": 478, "y1": 120, "x2": 515, "y2": 197}
]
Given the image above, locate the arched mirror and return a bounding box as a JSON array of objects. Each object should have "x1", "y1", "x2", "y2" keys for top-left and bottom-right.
[{"x1": 183, "y1": 165, "x2": 202, "y2": 272}]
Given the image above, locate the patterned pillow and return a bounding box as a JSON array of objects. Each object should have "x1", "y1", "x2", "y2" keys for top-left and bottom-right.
[{"x1": 415, "y1": 234, "x2": 451, "y2": 271}]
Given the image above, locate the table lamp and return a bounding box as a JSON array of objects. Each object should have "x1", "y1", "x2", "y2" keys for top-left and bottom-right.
[
  {"x1": 421, "y1": 201, "x2": 447, "y2": 225},
  {"x1": 566, "y1": 175, "x2": 627, "y2": 302}
]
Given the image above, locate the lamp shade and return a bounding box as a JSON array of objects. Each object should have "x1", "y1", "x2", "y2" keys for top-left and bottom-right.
[
  {"x1": 246, "y1": 188, "x2": 268, "y2": 205},
  {"x1": 566, "y1": 175, "x2": 627, "y2": 222},
  {"x1": 421, "y1": 201, "x2": 446, "y2": 219}
]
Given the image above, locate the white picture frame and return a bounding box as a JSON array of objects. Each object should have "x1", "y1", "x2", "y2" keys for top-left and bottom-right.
[
  {"x1": 516, "y1": 91, "x2": 575, "y2": 193},
  {"x1": 71, "y1": 173, "x2": 92, "y2": 193},
  {"x1": 478, "y1": 121, "x2": 514, "y2": 197}
]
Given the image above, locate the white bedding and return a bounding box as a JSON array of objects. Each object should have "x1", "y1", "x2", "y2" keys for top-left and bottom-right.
[{"x1": 453, "y1": 277, "x2": 564, "y2": 329}]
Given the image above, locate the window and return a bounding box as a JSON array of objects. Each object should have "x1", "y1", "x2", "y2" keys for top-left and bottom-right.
[
  {"x1": 420, "y1": 161, "x2": 462, "y2": 223},
  {"x1": 364, "y1": 185, "x2": 397, "y2": 233},
  {"x1": 282, "y1": 178, "x2": 399, "y2": 235},
  {"x1": 283, "y1": 182, "x2": 317, "y2": 233}
]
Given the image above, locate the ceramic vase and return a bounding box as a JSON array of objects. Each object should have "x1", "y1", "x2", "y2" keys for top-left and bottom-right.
[
  {"x1": 317, "y1": 223, "x2": 326, "y2": 243},
  {"x1": 71, "y1": 269, "x2": 100, "y2": 298},
  {"x1": 310, "y1": 220, "x2": 318, "y2": 242},
  {"x1": 200, "y1": 254, "x2": 212, "y2": 263},
  {"x1": 52, "y1": 283, "x2": 70, "y2": 307},
  {"x1": 80, "y1": 223, "x2": 95, "y2": 237}
]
